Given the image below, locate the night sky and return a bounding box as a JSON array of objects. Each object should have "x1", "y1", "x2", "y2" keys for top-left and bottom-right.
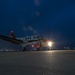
[{"x1": 0, "y1": 0, "x2": 75, "y2": 49}]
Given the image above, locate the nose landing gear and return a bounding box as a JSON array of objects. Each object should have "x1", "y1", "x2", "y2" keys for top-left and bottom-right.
[{"x1": 36, "y1": 48, "x2": 40, "y2": 51}]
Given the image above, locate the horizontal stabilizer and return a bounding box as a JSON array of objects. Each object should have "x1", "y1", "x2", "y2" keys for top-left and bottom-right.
[{"x1": 0, "y1": 35, "x2": 23, "y2": 44}]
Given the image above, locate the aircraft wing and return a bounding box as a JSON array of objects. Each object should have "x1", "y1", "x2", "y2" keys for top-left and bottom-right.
[{"x1": 0, "y1": 35, "x2": 24, "y2": 44}]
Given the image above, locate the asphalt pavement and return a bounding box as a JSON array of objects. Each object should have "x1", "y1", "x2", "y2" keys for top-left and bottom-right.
[{"x1": 0, "y1": 50, "x2": 75, "y2": 75}]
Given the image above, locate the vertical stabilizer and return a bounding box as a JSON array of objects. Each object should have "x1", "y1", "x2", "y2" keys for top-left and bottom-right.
[{"x1": 10, "y1": 31, "x2": 16, "y2": 38}]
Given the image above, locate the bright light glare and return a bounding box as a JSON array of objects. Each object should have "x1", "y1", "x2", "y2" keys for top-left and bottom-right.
[{"x1": 48, "y1": 41, "x2": 53, "y2": 47}]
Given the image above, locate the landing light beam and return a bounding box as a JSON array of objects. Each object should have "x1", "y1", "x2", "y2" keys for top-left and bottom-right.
[{"x1": 48, "y1": 41, "x2": 53, "y2": 47}]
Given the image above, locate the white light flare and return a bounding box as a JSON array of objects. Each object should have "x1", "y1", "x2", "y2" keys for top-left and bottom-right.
[{"x1": 48, "y1": 41, "x2": 53, "y2": 47}]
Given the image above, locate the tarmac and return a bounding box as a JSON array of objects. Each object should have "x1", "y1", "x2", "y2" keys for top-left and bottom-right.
[{"x1": 0, "y1": 50, "x2": 75, "y2": 75}]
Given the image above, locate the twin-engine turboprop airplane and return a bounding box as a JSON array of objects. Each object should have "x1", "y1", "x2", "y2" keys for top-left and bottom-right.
[{"x1": 0, "y1": 31, "x2": 48, "y2": 51}]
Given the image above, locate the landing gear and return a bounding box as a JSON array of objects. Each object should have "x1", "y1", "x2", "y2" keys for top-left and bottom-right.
[
  {"x1": 36, "y1": 48, "x2": 40, "y2": 51},
  {"x1": 22, "y1": 47, "x2": 26, "y2": 51}
]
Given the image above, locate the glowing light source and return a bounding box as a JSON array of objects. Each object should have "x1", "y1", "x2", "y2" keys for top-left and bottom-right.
[{"x1": 48, "y1": 41, "x2": 53, "y2": 47}]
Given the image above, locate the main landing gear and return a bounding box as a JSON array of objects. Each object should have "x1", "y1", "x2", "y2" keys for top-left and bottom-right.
[{"x1": 22, "y1": 47, "x2": 26, "y2": 51}]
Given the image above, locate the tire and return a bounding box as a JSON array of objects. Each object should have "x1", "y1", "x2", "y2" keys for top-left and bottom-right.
[
  {"x1": 22, "y1": 47, "x2": 26, "y2": 51},
  {"x1": 36, "y1": 48, "x2": 40, "y2": 51}
]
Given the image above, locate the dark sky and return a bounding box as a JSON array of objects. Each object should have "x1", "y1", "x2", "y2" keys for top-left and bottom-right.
[{"x1": 0, "y1": 0, "x2": 75, "y2": 49}]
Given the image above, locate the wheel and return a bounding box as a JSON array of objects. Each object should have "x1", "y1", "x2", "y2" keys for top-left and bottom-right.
[
  {"x1": 22, "y1": 47, "x2": 26, "y2": 51},
  {"x1": 36, "y1": 48, "x2": 40, "y2": 51}
]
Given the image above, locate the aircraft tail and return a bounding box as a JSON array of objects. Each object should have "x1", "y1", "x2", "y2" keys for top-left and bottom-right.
[{"x1": 10, "y1": 31, "x2": 16, "y2": 38}]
